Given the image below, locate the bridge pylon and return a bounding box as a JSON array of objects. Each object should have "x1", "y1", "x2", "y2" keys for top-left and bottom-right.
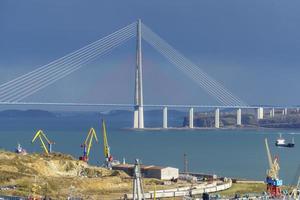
[{"x1": 133, "y1": 19, "x2": 144, "y2": 129}]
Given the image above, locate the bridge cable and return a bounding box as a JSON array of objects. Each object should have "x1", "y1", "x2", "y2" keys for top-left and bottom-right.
[
  {"x1": 2, "y1": 30, "x2": 135, "y2": 102},
  {"x1": 142, "y1": 24, "x2": 245, "y2": 106},
  {"x1": 0, "y1": 23, "x2": 136, "y2": 102},
  {"x1": 0, "y1": 22, "x2": 136, "y2": 92},
  {"x1": 142, "y1": 28, "x2": 234, "y2": 106},
  {"x1": 142, "y1": 23, "x2": 247, "y2": 106}
]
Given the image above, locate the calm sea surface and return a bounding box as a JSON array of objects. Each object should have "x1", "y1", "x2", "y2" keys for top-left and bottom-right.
[{"x1": 0, "y1": 114, "x2": 299, "y2": 185}]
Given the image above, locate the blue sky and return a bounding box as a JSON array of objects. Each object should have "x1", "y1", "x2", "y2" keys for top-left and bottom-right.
[{"x1": 1, "y1": 0, "x2": 300, "y2": 108}]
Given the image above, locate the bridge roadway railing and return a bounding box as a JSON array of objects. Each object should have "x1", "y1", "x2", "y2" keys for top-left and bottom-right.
[
  {"x1": 0, "y1": 101, "x2": 298, "y2": 110},
  {"x1": 123, "y1": 179, "x2": 232, "y2": 199}
]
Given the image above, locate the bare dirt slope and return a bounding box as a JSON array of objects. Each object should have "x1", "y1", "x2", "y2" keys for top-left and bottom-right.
[{"x1": 0, "y1": 150, "x2": 164, "y2": 200}]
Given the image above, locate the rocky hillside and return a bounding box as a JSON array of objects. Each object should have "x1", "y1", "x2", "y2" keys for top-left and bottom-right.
[{"x1": 0, "y1": 151, "x2": 164, "y2": 200}]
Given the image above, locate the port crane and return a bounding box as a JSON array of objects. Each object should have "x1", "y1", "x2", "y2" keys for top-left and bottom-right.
[
  {"x1": 79, "y1": 127, "x2": 98, "y2": 162},
  {"x1": 102, "y1": 119, "x2": 119, "y2": 169},
  {"x1": 291, "y1": 176, "x2": 300, "y2": 200},
  {"x1": 265, "y1": 138, "x2": 282, "y2": 197},
  {"x1": 31, "y1": 130, "x2": 54, "y2": 154}
]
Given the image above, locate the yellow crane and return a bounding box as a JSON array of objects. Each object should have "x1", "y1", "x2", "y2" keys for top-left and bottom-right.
[
  {"x1": 265, "y1": 138, "x2": 280, "y2": 179},
  {"x1": 102, "y1": 119, "x2": 113, "y2": 169},
  {"x1": 102, "y1": 119, "x2": 120, "y2": 169},
  {"x1": 79, "y1": 127, "x2": 98, "y2": 162},
  {"x1": 265, "y1": 138, "x2": 282, "y2": 197},
  {"x1": 31, "y1": 130, "x2": 54, "y2": 154},
  {"x1": 290, "y1": 176, "x2": 300, "y2": 200}
]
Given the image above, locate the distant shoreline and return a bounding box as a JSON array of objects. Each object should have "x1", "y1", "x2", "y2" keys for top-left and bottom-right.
[{"x1": 124, "y1": 126, "x2": 300, "y2": 131}]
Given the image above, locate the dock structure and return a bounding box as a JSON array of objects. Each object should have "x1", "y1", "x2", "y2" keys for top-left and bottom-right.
[
  {"x1": 189, "y1": 107, "x2": 194, "y2": 128},
  {"x1": 215, "y1": 108, "x2": 220, "y2": 128},
  {"x1": 236, "y1": 108, "x2": 242, "y2": 126},
  {"x1": 163, "y1": 107, "x2": 168, "y2": 129},
  {"x1": 257, "y1": 107, "x2": 264, "y2": 120}
]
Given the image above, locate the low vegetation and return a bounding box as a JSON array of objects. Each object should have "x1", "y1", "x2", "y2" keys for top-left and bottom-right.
[{"x1": 216, "y1": 183, "x2": 266, "y2": 197}]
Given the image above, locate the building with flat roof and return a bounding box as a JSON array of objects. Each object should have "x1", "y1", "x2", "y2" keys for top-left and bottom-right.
[{"x1": 112, "y1": 164, "x2": 179, "y2": 180}]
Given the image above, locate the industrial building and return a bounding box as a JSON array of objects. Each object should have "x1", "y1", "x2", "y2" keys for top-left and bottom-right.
[{"x1": 112, "y1": 164, "x2": 179, "y2": 180}]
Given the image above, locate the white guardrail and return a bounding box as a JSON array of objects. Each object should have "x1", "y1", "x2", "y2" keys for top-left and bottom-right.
[{"x1": 124, "y1": 179, "x2": 232, "y2": 199}]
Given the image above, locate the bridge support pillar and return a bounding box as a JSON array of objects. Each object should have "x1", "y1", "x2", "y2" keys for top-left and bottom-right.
[
  {"x1": 270, "y1": 108, "x2": 275, "y2": 118},
  {"x1": 133, "y1": 106, "x2": 144, "y2": 129},
  {"x1": 284, "y1": 108, "x2": 288, "y2": 116},
  {"x1": 163, "y1": 107, "x2": 168, "y2": 129},
  {"x1": 138, "y1": 106, "x2": 144, "y2": 129},
  {"x1": 256, "y1": 107, "x2": 264, "y2": 120},
  {"x1": 215, "y1": 108, "x2": 220, "y2": 128},
  {"x1": 237, "y1": 108, "x2": 242, "y2": 126},
  {"x1": 133, "y1": 108, "x2": 139, "y2": 128},
  {"x1": 189, "y1": 107, "x2": 194, "y2": 128}
]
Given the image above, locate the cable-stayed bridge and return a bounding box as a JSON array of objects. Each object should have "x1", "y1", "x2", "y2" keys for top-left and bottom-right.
[{"x1": 0, "y1": 19, "x2": 296, "y2": 129}]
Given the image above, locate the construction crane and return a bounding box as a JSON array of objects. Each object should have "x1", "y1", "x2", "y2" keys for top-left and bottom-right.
[
  {"x1": 31, "y1": 130, "x2": 54, "y2": 154},
  {"x1": 102, "y1": 119, "x2": 119, "y2": 169},
  {"x1": 79, "y1": 127, "x2": 98, "y2": 162},
  {"x1": 265, "y1": 138, "x2": 282, "y2": 197}
]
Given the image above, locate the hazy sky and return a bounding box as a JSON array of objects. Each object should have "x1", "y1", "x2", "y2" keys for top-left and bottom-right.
[{"x1": 1, "y1": 0, "x2": 300, "y2": 109}]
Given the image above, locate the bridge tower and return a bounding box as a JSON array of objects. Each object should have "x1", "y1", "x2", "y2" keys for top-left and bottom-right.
[{"x1": 134, "y1": 19, "x2": 144, "y2": 129}]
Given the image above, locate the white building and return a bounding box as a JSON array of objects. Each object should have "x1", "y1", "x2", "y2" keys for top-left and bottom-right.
[{"x1": 112, "y1": 164, "x2": 179, "y2": 180}]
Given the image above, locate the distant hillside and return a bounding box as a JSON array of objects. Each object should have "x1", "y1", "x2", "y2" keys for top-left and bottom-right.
[
  {"x1": 0, "y1": 109, "x2": 187, "y2": 119},
  {"x1": 0, "y1": 109, "x2": 57, "y2": 118}
]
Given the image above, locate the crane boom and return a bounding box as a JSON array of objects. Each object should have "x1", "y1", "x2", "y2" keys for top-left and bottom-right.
[
  {"x1": 86, "y1": 128, "x2": 98, "y2": 157},
  {"x1": 265, "y1": 138, "x2": 273, "y2": 169},
  {"x1": 31, "y1": 130, "x2": 53, "y2": 154},
  {"x1": 102, "y1": 119, "x2": 110, "y2": 158},
  {"x1": 32, "y1": 130, "x2": 43, "y2": 143},
  {"x1": 41, "y1": 131, "x2": 52, "y2": 144}
]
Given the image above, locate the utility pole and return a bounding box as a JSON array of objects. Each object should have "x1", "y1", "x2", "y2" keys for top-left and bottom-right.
[{"x1": 184, "y1": 153, "x2": 188, "y2": 174}]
